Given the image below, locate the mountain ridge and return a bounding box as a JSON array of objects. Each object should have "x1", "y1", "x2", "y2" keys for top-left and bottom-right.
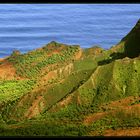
[{"x1": 0, "y1": 19, "x2": 140, "y2": 136}]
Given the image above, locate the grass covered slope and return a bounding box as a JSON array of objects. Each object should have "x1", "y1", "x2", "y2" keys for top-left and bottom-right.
[
  {"x1": 0, "y1": 19, "x2": 140, "y2": 136},
  {"x1": 7, "y1": 41, "x2": 80, "y2": 79}
]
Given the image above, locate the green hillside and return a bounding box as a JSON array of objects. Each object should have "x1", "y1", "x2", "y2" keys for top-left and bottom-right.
[{"x1": 0, "y1": 19, "x2": 140, "y2": 136}]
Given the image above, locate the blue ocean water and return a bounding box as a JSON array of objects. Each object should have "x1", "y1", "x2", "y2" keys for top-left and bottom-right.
[{"x1": 0, "y1": 4, "x2": 140, "y2": 58}]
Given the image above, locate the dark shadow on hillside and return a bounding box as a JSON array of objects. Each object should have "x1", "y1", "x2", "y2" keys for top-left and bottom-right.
[
  {"x1": 123, "y1": 19, "x2": 140, "y2": 58},
  {"x1": 123, "y1": 34, "x2": 140, "y2": 58},
  {"x1": 98, "y1": 19, "x2": 140, "y2": 64},
  {"x1": 98, "y1": 52, "x2": 125, "y2": 66}
]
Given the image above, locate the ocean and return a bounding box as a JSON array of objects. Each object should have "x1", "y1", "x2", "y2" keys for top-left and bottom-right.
[{"x1": 0, "y1": 4, "x2": 140, "y2": 58}]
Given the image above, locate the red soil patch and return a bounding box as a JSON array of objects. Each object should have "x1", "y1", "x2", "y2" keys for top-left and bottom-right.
[
  {"x1": 41, "y1": 70, "x2": 57, "y2": 83},
  {"x1": 108, "y1": 96, "x2": 135, "y2": 107},
  {"x1": 103, "y1": 96, "x2": 140, "y2": 113},
  {"x1": 8, "y1": 124, "x2": 31, "y2": 129},
  {"x1": 59, "y1": 95, "x2": 72, "y2": 107},
  {"x1": 25, "y1": 96, "x2": 45, "y2": 119},
  {"x1": 36, "y1": 62, "x2": 73, "y2": 91},
  {"x1": 100, "y1": 96, "x2": 139, "y2": 111},
  {"x1": 104, "y1": 127, "x2": 140, "y2": 136},
  {"x1": 119, "y1": 103, "x2": 140, "y2": 115},
  {"x1": 0, "y1": 59, "x2": 26, "y2": 80},
  {"x1": 47, "y1": 50, "x2": 60, "y2": 57},
  {"x1": 83, "y1": 112, "x2": 107, "y2": 125},
  {"x1": 88, "y1": 47, "x2": 103, "y2": 56},
  {"x1": 84, "y1": 96, "x2": 140, "y2": 126},
  {"x1": 0, "y1": 58, "x2": 4, "y2": 62},
  {"x1": 0, "y1": 60, "x2": 16, "y2": 80},
  {"x1": 74, "y1": 48, "x2": 82, "y2": 60},
  {"x1": 40, "y1": 63, "x2": 58, "y2": 77}
]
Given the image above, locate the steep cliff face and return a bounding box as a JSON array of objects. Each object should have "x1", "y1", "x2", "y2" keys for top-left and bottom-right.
[
  {"x1": 111, "y1": 19, "x2": 140, "y2": 58},
  {"x1": 122, "y1": 19, "x2": 140, "y2": 58}
]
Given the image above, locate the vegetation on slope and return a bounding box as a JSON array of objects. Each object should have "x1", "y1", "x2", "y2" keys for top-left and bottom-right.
[
  {"x1": 0, "y1": 80, "x2": 35, "y2": 103},
  {"x1": 0, "y1": 19, "x2": 140, "y2": 136},
  {"x1": 110, "y1": 19, "x2": 140, "y2": 58},
  {"x1": 7, "y1": 41, "x2": 80, "y2": 79}
]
